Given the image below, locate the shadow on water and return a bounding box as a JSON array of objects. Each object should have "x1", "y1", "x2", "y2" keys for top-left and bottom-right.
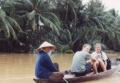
[{"x1": 0, "y1": 52, "x2": 120, "y2": 83}]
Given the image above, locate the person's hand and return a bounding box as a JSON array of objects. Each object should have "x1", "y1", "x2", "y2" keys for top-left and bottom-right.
[
  {"x1": 91, "y1": 58, "x2": 96, "y2": 62},
  {"x1": 86, "y1": 60, "x2": 91, "y2": 63},
  {"x1": 50, "y1": 72, "x2": 64, "y2": 81}
]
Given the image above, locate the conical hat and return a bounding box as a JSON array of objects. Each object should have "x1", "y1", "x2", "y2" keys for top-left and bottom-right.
[{"x1": 37, "y1": 41, "x2": 56, "y2": 50}]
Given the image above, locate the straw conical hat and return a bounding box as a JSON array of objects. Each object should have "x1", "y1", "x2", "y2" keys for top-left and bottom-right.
[{"x1": 37, "y1": 41, "x2": 56, "y2": 50}]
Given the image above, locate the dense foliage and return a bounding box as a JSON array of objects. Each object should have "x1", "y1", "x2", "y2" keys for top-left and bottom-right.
[{"x1": 0, "y1": 0, "x2": 120, "y2": 53}]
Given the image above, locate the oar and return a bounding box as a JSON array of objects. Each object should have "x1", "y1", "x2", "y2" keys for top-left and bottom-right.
[{"x1": 63, "y1": 78, "x2": 69, "y2": 83}]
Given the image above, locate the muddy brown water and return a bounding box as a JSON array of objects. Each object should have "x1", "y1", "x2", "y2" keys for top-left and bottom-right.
[{"x1": 0, "y1": 53, "x2": 120, "y2": 83}]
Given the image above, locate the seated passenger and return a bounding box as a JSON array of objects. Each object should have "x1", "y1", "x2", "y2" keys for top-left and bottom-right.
[
  {"x1": 71, "y1": 44, "x2": 92, "y2": 76},
  {"x1": 91, "y1": 43, "x2": 108, "y2": 73}
]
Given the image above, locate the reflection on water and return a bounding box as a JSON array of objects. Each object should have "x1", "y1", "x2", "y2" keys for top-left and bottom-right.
[{"x1": 0, "y1": 53, "x2": 120, "y2": 83}]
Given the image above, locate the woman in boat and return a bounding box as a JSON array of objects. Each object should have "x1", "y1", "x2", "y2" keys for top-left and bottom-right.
[
  {"x1": 71, "y1": 44, "x2": 92, "y2": 76},
  {"x1": 35, "y1": 41, "x2": 58, "y2": 80},
  {"x1": 91, "y1": 43, "x2": 108, "y2": 73}
]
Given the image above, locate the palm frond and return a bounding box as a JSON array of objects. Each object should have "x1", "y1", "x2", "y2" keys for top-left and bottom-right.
[
  {"x1": 27, "y1": 10, "x2": 36, "y2": 20},
  {"x1": 1, "y1": 18, "x2": 11, "y2": 38},
  {"x1": 6, "y1": 16, "x2": 22, "y2": 32},
  {"x1": 0, "y1": 7, "x2": 22, "y2": 39},
  {"x1": 40, "y1": 15, "x2": 60, "y2": 35},
  {"x1": 40, "y1": 12, "x2": 61, "y2": 34},
  {"x1": 0, "y1": 8, "x2": 6, "y2": 18},
  {"x1": 5, "y1": 19, "x2": 17, "y2": 39}
]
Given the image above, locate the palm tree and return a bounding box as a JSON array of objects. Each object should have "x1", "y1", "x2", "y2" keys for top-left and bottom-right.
[
  {"x1": 0, "y1": 0, "x2": 61, "y2": 37},
  {"x1": 0, "y1": 7, "x2": 22, "y2": 39},
  {"x1": 53, "y1": 0, "x2": 120, "y2": 52},
  {"x1": 79, "y1": 0, "x2": 120, "y2": 50},
  {"x1": 10, "y1": 0, "x2": 61, "y2": 34},
  {"x1": 102, "y1": 9, "x2": 120, "y2": 50},
  {"x1": 0, "y1": 0, "x2": 120, "y2": 52},
  {"x1": 0, "y1": 0, "x2": 62, "y2": 51},
  {"x1": 48, "y1": 0, "x2": 85, "y2": 52}
]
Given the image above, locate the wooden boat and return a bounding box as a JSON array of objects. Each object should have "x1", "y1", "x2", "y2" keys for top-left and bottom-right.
[
  {"x1": 64, "y1": 66, "x2": 118, "y2": 83},
  {"x1": 33, "y1": 64, "x2": 119, "y2": 83}
]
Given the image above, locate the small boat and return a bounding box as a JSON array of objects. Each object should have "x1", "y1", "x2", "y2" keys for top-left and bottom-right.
[
  {"x1": 64, "y1": 66, "x2": 118, "y2": 83},
  {"x1": 33, "y1": 64, "x2": 119, "y2": 83}
]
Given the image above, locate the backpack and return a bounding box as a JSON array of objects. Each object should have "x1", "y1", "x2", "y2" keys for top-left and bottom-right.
[
  {"x1": 100, "y1": 52, "x2": 111, "y2": 70},
  {"x1": 106, "y1": 58, "x2": 111, "y2": 70}
]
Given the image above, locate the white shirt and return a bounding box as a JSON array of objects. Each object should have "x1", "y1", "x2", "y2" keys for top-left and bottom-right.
[{"x1": 91, "y1": 51, "x2": 108, "y2": 61}]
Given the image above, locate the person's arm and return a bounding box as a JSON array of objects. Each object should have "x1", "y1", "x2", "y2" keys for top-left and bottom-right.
[
  {"x1": 102, "y1": 52, "x2": 108, "y2": 67},
  {"x1": 86, "y1": 53, "x2": 91, "y2": 63},
  {"x1": 104, "y1": 60, "x2": 107, "y2": 67},
  {"x1": 44, "y1": 55, "x2": 57, "y2": 72},
  {"x1": 90, "y1": 52, "x2": 98, "y2": 62}
]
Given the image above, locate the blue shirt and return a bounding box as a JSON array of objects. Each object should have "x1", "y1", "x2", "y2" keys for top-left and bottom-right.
[{"x1": 35, "y1": 51, "x2": 57, "y2": 79}]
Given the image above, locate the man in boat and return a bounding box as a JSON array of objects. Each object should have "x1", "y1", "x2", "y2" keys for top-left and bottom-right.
[
  {"x1": 71, "y1": 44, "x2": 92, "y2": 76},
  {"x1": 91, "y1": 43, "x2": 109, "y2": 73},
  {"x1": 35, "y1": 41, "x2": 58, "y2": 80}
]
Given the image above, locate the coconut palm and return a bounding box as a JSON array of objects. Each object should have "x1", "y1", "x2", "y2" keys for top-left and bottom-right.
[
  {"x1": 102, "y1": 9, "x2": 120, "y2": 50},
  {"x1": 1, "y1": 0, "x2": 61, "y2": 39},
  {"x1": 53, "y1": 0, "x2": 120, "y2": 52},
  {"x1": 10, "y1": 0, "x2": 61, "y2": 34},
  {"x1": 0, "y1": 0, "x2": 120, "y2": 52},
  {"x1": 78, "y1": 0, "x2": 120, "y2": 50},
  {"x1": 0, "y1": 0, "x2": 62, "y2": 51},
  {"x1": 0, "y1": 7, "x2": 22, "y2": 39},
  {"x1": 49, "y1": 0, "x2": 83, "y2": 52}
]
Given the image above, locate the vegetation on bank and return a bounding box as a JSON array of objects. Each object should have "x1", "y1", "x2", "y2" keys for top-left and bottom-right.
[{"x1": 0, "y1": 0, "x2": 120, "y2": 53}]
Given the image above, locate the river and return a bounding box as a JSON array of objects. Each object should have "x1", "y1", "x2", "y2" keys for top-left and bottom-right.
[{"x1": 0, "y1": 53, "x2": 120, "y2": 83}]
